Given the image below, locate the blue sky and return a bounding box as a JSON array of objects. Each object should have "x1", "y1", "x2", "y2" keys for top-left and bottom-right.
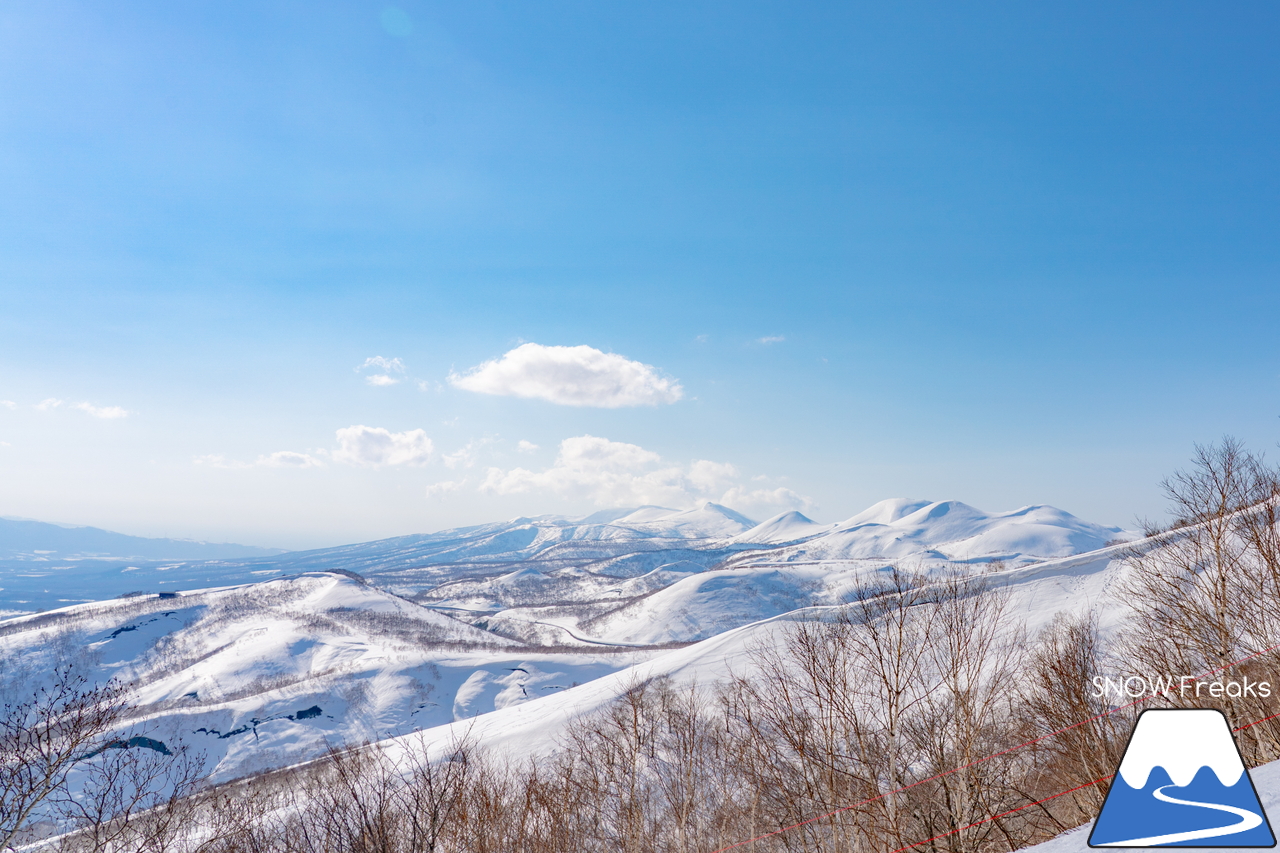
[{"x1": 2, "y1": 1, "x2": 1279, "y2": 548}]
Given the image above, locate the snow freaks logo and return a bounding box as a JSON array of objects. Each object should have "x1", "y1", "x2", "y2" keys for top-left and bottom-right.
[
  {"x1": 1088, "y1": 709, "x2": 1276, "y2": 848},
  {"x1": 1092, "y1": 675, "x2": 1272, "y2": 701}
]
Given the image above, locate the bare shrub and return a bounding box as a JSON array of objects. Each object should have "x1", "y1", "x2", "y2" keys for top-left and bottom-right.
[{"x1": 0, "y1": 662, "x2": 129, "y2": 849}]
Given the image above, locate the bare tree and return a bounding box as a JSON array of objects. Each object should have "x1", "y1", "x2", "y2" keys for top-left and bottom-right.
[
  {"x1": 1120, "y1": 438, "x2": 1280, "y2": 761},
  {"x1": 54, "y1": 737, "x2": 207, "y2": 853},
  {"x1": 908, "y1": 574, "x2": 1029, "y2": 853},
  {"x1": 1017, "y1": 613, "x2": 1130, "y2": 831},
  {"x1": 0, "y1": 663, "x2": 127, "y2": 849}
]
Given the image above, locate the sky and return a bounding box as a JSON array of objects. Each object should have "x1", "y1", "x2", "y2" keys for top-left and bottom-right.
[{"x1": 2, "y1": 1, "x2": 1279, "y2": 550}]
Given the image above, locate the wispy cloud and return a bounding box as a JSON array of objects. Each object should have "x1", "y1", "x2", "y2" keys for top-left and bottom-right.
[
  {"x1": 199, "y1": 424, "x2": 438, "y2": 472},
  {"x1": 357, "y1": 355, "x2": 406, "y2": 387},
  {"x1": 256, "y1": 450, "x2": 325, "y2": 468},
  {"x1": 35, "y1": 398, "x2": 63, "y2": 411},
  {"x1": 331, "y1": 425, "x2": 433, "y2": 467},
  {"x1": 481, "y1": 434, "x2": 811, "y2": 515},
  {"x1": 74, "y1": 402, "x2": 129, "y2": 419},
  {"x1": 757, "y1": 335, "x2": 785, "y2": 345},
  {"x1": 425, "y1": 480, "x2": 465, "y2": 497},
  {"x1": 450, "y1": 343, "x2": 683, "y2": 408},
  {"x1": 517, "y1": 439, "x2": 539, "y2": 453},
  {"x1": 443, "y1": 438, "x2": 489, "y2": 470},
  {"x1": 196, "y1": 450, "x2": 324, "y2": 470},
  {"x1": 0, "y1": 401, "x2": 15, "y2": 410},
  {"x1": 194, "y1": 454, "x2": 252, "y2": 470}
]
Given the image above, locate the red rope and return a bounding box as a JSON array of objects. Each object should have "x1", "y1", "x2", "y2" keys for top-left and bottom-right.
[
  {"x1": 1236, "y1": 711, "x2": 1280, "y2": 732},
  {"x1": 710, "y1": 640, "x2": 1280, "y2": 853},
  {"x1": 883, "y1": 774, "x2": 1115, "y2": 853}
]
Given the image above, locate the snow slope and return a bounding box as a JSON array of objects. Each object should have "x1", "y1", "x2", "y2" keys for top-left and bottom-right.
[{"x1": 0, "y1": 572, "x2": 653, "y2": 781}]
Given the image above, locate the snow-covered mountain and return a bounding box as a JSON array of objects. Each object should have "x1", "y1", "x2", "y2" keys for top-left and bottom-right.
[
  {"x1": 0, "y1": 498, "x2": 1137, "y2": 781},
  {"x1": 0, "y1": 498, "x2": 1131, "y2": 629}
]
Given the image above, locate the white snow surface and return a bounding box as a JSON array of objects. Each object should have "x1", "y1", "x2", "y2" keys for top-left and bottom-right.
[
  {"x1": 0, "y1": 497, "x2": 1139, "y2": 785},
  {"x1": 376, "y1": 546, "x2": 1138, "y2": 767}
]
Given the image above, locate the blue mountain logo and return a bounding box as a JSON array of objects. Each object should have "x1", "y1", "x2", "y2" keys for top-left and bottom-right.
[{"x1": 1089, "y1": 709, "x2": 1275, "y2": 847}]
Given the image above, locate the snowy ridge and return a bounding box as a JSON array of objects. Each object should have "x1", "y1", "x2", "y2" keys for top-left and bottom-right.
[{"x1": 744, "y1": 499, "x2": 1129, "y2": 565}]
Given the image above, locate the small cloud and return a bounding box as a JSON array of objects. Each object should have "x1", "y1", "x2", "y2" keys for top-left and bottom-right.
[
  {"x1": 481, "y1": 434, "x2": 813, "y2": 514},
  {"x1": 517, "y1": 440, "x2": 539, "y2": 453},
  {"x1": 358, "y1": 356, "x2": 406, "y2": 373},
  {"x1": 0, "y1": 401, "x2": 16, "y2": 410},
  {"x1": 74, "y1": 402, "x2": 129, "y2": 419},
  {"x1": 0, "y1": 441, "x2": 10, "y2": 447},
  {"x1": 257, "y1": 450, "x2": 325, "y2": 469},
  {"x1": 425, "y1": 480, "x2": 465, "y2": 497},
  {"x1": 695, "y1": 334, "x2": 709, "y2": 344},
  {"x1": 720, "y1": 485, "x2": 812, "y2": 514},
  {"x1": 358, "y1": 356, "x2": 406, "y2": 387},
  {"x1": 443, "y1": 439, "x2": 489, "y2": 470},
  {"x1": 332, "y1": 425, "x2": 433, "y2": 467},
  {"x1": 450, "y1": 343, "x2": 683, "y2": 408},
  {"x1": 757, "y1": 336, "x2": 785, "y2": 345},
  {"x1": 35, "y1": 398, "x2": 63, "y2": 411},
  {"x1": 416, "y1": 379, "x2": 440, "y2": 392},
  {"x1": 194, "y1": 454, "x2": 251, "y2": 470}
]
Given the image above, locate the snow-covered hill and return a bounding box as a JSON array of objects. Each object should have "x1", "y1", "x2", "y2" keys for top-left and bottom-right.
[
  {"x1": 0, "y1": 497, "x2": 1137, "y2": 782},
  {"x1": 0, "y1": 500, "x2": 1131, "y2": 627},
  {"x1": 0, "y1": 572, "x2": 650, "y2": 781}
]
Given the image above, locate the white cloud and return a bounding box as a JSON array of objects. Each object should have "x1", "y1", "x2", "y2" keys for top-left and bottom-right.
[
  {"x1": 517, "y1": 440, "x2": 539, "y2": 453},
  {"x1": 480, "y1": 434, "x2": 811, "y2": 514},
  {"x1": 757, "y1": 335, "x2": 786, "y2": 345},
  {"x1": 0, "y1": 401, "x2": 15, "y2": 410},
  {"x1": 331, "y1": 425, "x2": 433, "y2": 467},
  {"x1": 358, "y1": 356, "x2": 406, "y2": 373},
  {"x1": 257, "y1": 450, "x2": 325, "y2": 469},
  {"x1": 357, "y1": 356, "x2": 406, "y2": 387},
  {"x1": 443, "y1": 439, "x2": 489, "y2": 470},
  {"x1": 449, "y1": 343, "x2": 683, "y2": 408},
  {"x1": 425, "y1": 480, "x2": 465, "y2": 497},
  {"x1": 35, "y1": 398, "x2": 63, "y2": 411},
  {"x1": 720, "y1": 485, "x2": 812, "y2": 514},
  {"x1": 199, "y1": 451, "x2": 325, "y2": 469},
  {"x1": 74, "y1": 402, "x2": 129, "y2": 419},
  {"x1": 194, "y1": 454, "x2": 251, "y2": 470}
]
